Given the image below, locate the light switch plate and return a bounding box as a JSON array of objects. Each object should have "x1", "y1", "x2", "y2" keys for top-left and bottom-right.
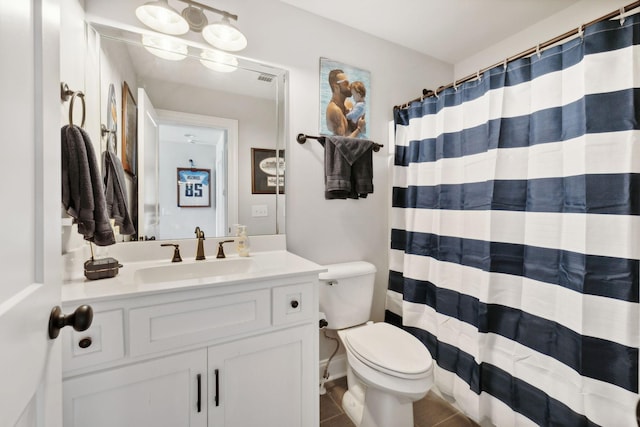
[{"x1": 252, "y1": 205, "x2": 268, "y2": 217}]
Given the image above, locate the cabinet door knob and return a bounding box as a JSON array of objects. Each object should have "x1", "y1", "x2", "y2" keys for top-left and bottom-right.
[
  {"x1": 78, "y1": 337, "x2": 93, "y2": 348},
  {"x1": 290, "y1": 300, "x2": 299, "y2": 309},
  {"x1": 48, "y1": 305, "x2": 93, "y2": 339}
]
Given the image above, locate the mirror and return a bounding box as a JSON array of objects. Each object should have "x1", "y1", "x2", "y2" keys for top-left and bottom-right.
[{"x1": 89, "y1": 22, "x2": 286, "y2": 241}]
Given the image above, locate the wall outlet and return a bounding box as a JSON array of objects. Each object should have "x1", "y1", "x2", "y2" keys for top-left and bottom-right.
[{"x1": 251, "y1": 204, "x2": 268, "y2": 217}]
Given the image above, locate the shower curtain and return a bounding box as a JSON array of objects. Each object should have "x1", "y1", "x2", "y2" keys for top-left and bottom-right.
[{"x1": 387, "y1": 13, "x2": 640, "y2": 427}]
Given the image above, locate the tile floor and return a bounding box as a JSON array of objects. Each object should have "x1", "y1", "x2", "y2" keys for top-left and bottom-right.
[{"x1": 320, "y1": 377, "x2": 480, "y2": 427}]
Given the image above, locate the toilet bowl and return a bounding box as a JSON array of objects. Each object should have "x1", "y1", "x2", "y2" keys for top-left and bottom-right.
[
  {"x1": 338, "y1": 322, "x2": 433, "y2": 427},
  {"x1": 318, "y1": 262, "x2": 434, "y2": 427}
]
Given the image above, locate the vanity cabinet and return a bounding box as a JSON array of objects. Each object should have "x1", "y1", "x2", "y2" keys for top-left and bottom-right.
[
  {"x1": 61, "y1": 273, "x2": 319, "y2": 427},
  {"x1": 63, "y1": 348, "x2": 207, "y2": 427}
]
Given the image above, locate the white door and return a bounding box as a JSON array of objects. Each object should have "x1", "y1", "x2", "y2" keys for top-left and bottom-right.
[
  {"x1": 0, "y1": 0, "x2": 62, "y2": 426},
  {"x1": 137, "y1": 88, "x2": 160, "y2": 240}
]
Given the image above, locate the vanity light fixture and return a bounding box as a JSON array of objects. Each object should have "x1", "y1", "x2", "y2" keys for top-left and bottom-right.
[
  {"x1": 135, "y1": 0, "x2": 189, "y2": 35},
  {"x1": 201, "y1": 15, "x2": 247, "y2": 52},
  {"x1": 142, "y1": 34, "x2": 189, "y2": 61},
  {"x1": 200, "y1": 49, "x2": 238, "y2": 73},
  {"x1": 136, "y1": 0, "x2": 247, "y2": 52}
]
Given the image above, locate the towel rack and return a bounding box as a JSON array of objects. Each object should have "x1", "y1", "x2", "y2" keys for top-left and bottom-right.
[
  {"x1": 60, "y1": 82, "x2": 86, "y2": 128},
  {"x1": 297, "y1": 133, "x2": 383, "y2": 152}
]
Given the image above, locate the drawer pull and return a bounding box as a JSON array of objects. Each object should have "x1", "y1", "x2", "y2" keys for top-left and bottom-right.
[
  {"x1": 197, "y1": 374, "x2": 202, "y2": 413},
  {"x1": 214, "y1": 369, "x2": 220, "y2": 407},
  {"x1": 78, "y1": 337, "x2": 92, "y2": 348},
  {"x1": 290, "y1": 300, "x2": 299, "y2": 309}
]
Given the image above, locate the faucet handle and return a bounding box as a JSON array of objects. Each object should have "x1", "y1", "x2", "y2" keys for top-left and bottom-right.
[
  {"x1": 161, "y1": 243, "x2": 182, "y2": 262},
  {"x1": 216, "y1": 240, "x2": 235, "y2": 259}
]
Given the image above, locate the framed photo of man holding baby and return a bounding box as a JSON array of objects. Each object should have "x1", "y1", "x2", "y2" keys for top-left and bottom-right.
[{"x1": 319, "y1": 58, "x2": 370, "y2": 139}]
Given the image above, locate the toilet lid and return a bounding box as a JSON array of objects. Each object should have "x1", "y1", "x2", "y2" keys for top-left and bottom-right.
[{"x1": 344, "y1": 323, "x2": 432, "y2": 376}]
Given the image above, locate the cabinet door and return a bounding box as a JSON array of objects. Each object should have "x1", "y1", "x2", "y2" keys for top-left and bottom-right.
[
  {"x1": 208, "y1": 325, "x2": 316, "y2": 427},
  {"x1": 63, "y1": 349, "x2": 207, "y2": 427}
]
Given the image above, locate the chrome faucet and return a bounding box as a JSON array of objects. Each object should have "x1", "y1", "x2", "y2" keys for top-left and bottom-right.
[{"x1": 194, "y1": 227, "x2": 206, "y2": 260}]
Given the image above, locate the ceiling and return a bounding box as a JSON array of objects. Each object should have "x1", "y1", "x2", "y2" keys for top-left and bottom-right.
[{"x1": 280, "y1": 0, "x2": 582, "y2": 64}]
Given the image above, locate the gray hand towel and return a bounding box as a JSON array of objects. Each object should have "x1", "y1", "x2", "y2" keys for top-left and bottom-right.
[
  {"x1": 103, "y1": 151, "x2": 135, "y2": 235},
  {"x1": 324, "y1": 136, "x2": 375, "y2": 199},
  {"x1": 61, "y1": 125, "x2": 115, "y2": 246}
]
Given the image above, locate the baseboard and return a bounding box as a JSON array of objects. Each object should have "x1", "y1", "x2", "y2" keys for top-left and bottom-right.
[{"x1": 319, "y1": 353, "x2": 347, "y2": 382}]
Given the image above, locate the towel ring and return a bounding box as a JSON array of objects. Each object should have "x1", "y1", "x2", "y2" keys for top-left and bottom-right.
[{"x1": 69, "y1": 90, "x2": 86, "y2": 128}]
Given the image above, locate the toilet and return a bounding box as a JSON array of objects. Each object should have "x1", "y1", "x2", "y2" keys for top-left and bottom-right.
[{"x1": 319, "y1": 261, "x2": 433, "y2": 427}]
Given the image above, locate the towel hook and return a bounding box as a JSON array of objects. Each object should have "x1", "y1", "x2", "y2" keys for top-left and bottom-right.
[{"x1": 68, "y1": 91, "x2": 86, "y2": 128}]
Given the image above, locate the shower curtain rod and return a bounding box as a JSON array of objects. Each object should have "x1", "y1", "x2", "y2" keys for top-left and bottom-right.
[{"x1": 395, "y1": 0, "x2": 640, "y2": 109}]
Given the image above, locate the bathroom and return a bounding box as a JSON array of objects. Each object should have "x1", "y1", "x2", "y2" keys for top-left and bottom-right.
[{"x1": 2, "y1": 0, "x2": 639, "y2": 426}]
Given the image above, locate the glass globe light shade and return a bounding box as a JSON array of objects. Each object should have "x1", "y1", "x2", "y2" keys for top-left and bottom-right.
[{"x1": 135, "y1": 0, "x2": 189, "y2": 35}]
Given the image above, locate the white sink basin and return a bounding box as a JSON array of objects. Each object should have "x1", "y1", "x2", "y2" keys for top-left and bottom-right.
[{"x1": 134, "y1": 258, "x2": 254, "y2": 284}]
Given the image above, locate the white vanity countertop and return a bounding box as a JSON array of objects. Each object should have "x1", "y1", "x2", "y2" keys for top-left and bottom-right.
[{"x1": 62, "y1": 250, "x2": 326, "y2": 304}]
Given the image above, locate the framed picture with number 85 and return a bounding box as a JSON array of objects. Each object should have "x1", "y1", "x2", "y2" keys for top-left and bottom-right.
[{"x1": 177, "y1": 168, "x2": 211, "y2": 207}]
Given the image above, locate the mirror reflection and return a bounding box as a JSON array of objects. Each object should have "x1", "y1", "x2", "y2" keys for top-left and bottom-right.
[{"x1": 90, "y1": 22, "x2": 286, "y2": 241}]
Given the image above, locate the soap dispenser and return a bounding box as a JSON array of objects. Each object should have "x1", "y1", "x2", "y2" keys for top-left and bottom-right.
[{"x1": 235, "y1": 224, "x2": 250, "y2": 257}]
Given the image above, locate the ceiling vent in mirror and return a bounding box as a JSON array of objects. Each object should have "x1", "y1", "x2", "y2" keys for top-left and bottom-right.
[{"x1": 258, "y1": 74, "x2": 274, "y2": 83}]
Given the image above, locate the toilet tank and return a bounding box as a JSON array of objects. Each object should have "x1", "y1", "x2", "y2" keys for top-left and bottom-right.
[{"x1": 318, "y1": 261, "x2": 377, "y2": 330}]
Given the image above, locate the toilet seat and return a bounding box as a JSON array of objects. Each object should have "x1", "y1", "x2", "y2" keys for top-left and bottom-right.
[{"x1": 343, "y1": 322, "x2": 432, "y2": 380}]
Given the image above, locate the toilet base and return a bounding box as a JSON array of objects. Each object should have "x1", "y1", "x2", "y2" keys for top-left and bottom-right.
[
  {"x1": 342, "y1": 389, "x2": 363, "y2": 426},
  {"x1": 342, "y1": 384, "x2": 415, "y2": 427}
]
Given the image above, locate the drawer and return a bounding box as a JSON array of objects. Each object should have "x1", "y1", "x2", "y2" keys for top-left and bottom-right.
[
  {"x1": 272, "y1": 282, "x2": 314, "y2": 326},
  {"x1": 62, "y1": 309, "x2": 125, "y2": 373},
  {"x1": 129, "y1": 289, "x2": 271, "y2": 357}
]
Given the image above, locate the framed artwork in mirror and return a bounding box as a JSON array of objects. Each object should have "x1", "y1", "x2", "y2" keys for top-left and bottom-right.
[
  {"x1": 251, "y1": 148, "x2": 285, "y2": 194},
  {"x1": 106, "y1": 83, "x2": 117, "y2": 153},
  {"x1": 122, "y1": 81, "x2": 137, "y2": 176},
  {"x1": 177, "y1": 168, "x2": 211, "y2": 207}
]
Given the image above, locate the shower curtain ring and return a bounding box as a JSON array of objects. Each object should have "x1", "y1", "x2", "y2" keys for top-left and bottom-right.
[
  {"x1": 620, "y1": 7, "x2": 626, "y2": 26},
  {"x1": 536, "y1": 44, "x2": 541, "y2": 59}
]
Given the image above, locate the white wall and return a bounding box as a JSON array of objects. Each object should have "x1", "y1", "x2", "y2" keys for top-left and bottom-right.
[{"x1": 455, "y1": 0, "x2": 632, "y2": 79}]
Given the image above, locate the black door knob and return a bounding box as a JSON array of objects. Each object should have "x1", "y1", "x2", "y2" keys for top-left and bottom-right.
[
  {"x1": 290, "y1": 300, "x2": 299, "y2": 309},
  {"x1": 48, "y1": 305, "x2": 93, "y2": 339}
]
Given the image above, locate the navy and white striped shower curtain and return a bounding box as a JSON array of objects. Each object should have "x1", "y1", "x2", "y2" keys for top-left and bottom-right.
[{"x1": 387, "y1": 14, "x2": 640, "y2": 427}]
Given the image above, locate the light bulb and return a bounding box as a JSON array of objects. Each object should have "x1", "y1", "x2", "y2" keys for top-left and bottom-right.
[
  {"x1": 135, "y1": 0, "x2": 189, "y2": 35},
  {"x1": 202, "y1": 17, "x2": 247, "y2": 51},
  {"x1": 200, "y1": 49, "x2": 238, "y2": 73},
  {"x1": 142, "y1": 35, "x2": 188, "y2": 61}
]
